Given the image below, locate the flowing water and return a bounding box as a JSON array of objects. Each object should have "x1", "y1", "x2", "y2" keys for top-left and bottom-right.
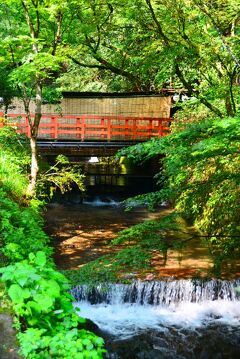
[
  {"x1": 72, "y1": 280, "x2": 240, "y2": 358},
  {"x1": 45, "y1": 196, "x2": 240, "y2": 358}
]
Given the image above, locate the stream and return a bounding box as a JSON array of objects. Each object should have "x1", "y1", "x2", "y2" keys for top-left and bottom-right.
[{"x1": 45, "y1": 197, "x2": 240, "y2": 358}]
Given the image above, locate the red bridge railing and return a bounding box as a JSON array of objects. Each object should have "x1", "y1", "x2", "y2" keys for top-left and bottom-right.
[{"x1": 0, "y1": 113, "x2": 172, "y2": 141}]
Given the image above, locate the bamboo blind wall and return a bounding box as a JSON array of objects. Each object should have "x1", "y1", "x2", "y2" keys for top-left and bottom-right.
[{"x1": 9, "y1": 96, "x2": 171, "y2": 118}]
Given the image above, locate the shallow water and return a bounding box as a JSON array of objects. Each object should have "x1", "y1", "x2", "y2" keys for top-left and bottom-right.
[
  {"x1": 45, "y1": 197, "x2": 217, "y2": 277},
  {"x1": 45, "y1": 198, "x2": 164, "y2": 269}
]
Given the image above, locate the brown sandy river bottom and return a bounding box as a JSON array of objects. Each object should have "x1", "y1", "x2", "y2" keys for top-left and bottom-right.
[{"x1": 44, "y1": 203, "x2": 240, "y2": 280}]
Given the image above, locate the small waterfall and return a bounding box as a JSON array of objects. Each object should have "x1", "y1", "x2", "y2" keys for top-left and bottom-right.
[
  {"x1": 71, "y1": 279, "x2": 240, "y2": 305},
  {"x1": 73, "y1": 279, "x2": 240, "y2": 357}
]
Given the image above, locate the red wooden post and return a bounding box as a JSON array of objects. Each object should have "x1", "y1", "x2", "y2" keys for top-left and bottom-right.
[
  {"x1": 149, "y1": 119, "x2": 153, "y2": 138},
  {"x1": 81, "y1": 118, "x2": 85, "y2": 141},
  {"x1": 107, "y1": 119, "x2": 111, "y2": 141},
  {"x1": 101, "y1": 118, "x2": 105, "y2": 139},
  {"x1": 125, "y1": 119, "x2": 129, "y2": 139},
  {"x1": 133, "y1": 118, "x2": 137, "y2": 140},
  {"x1": 158, "y1": 120, "x2": 163, "y2": 137},
  {"x1": 76, "y1": 117, "x2": 81, "y2": 138},
  {"x1": 51, "y1": 116, "x2": 58, "y2": 139}
]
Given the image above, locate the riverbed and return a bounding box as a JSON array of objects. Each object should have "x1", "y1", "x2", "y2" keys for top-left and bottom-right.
[{"x1": 45, "y1": 198, "x2": 217, "y2": 279}]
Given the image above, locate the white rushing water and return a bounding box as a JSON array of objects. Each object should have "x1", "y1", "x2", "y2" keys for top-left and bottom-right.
[
  {"x1": 75, "y1": 300, "x2": 240, "y2": 338},
  {"x1": 82, "y1": 196, "x2": 120, "y2": 207},
  {"x1": 73, "y1": 279, "x2": 240, "y2": 338}
]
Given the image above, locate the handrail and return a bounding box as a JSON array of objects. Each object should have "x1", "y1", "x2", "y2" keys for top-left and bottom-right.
[{"x1": 0, "y1": 113, "x2": 172, "y2": 141}]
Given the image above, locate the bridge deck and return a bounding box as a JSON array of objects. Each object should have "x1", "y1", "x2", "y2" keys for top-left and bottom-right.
[{"x1": 0, "y1": 113, "x2": 172, "y2": 142}]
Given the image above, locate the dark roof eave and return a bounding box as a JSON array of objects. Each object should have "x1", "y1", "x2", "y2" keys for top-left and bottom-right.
[{"x1": 61, "y1": 90, "x2": 176, "y2": 99}]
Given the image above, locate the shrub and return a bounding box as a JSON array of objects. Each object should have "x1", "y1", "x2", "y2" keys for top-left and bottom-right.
[{"x1": 0, "y1": 127, "x2": 105, "y2": 358}]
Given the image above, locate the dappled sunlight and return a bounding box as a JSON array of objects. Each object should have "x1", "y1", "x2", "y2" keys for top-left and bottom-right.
[{"x1": 44, "y1": 204, "x2": 228, "y2": 278}]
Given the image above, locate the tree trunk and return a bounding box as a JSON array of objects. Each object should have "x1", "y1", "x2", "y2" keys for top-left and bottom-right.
[
  {"x1": 26, "y1": 79, "x2": 42, "y2": 197},
  {"x1": 225, "y1": 95, "x2": 234, "y2": 117},
  {"x1": 27, "y1": 136, "x2": 39, "y2": 197}
]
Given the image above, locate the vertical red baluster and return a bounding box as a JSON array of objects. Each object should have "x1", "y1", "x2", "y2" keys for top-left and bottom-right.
[
  {"x1": 149, "y1": 119, "x2": 153, "y2": 138},
  {"x1": 51, "y1": 116, "x2": 58, "y2": 139},
  {"x1": 125, "y1": 119, "x2": 129, "y2": 139},
  {"x1": 101, "y1": 118, "x2": 105, "y2": 139},
  {"x1": 76, "y1": 117, "x2": 81, "y2": 138},
  {"x1": 158, "y1": 120, "x2": 163, "y2": 137},
  {"x1": 81, "y1": 117, "x2": 85, "y2": 141},
  {"x1": 133, "y1": 118, "x2": 137, "y2": 141},
  {"x1": 107, "y1": 119, "x2": 111, "y2": 141}
]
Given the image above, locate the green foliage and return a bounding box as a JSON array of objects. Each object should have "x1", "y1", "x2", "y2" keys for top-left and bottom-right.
[
  {"x1": 114, "y1": 247, "x2": 152, "y2": 270},
  {"x1": 112, "y1": 215, "x2": 177, "y2": 245},
  {"x1": 0, "y1": 128, "x2": 104, "y2": 357},
  {"x1": 18, "y1": 327, "x2": 104, "y2": 359},
  {"x1": 0, "y1": 0, "x2": 66, "y2": 90},
  {"x1": 0, "y1": 252, "x2": 105, "y2": 358},
  {"x1": 0, "y1": 281, "x2": 12, "y2": 314},
  {"x1": 37, "y1": 155, "x2": 85, "y2": 199},
  {"x1": 64, "y1": 250, "x2": 150, "y2": 286},
  {"x1": 1, "y1": 0, "x2": 240, "y2": 116},
  {"x1": 0, "y1": 127, "x2": 30, "y2": 161},
  {"x1": 112, "y1": 214, "x2": 183, "y2": 267},
  {"x1": 0, "y1": 0, "x2": 73, "y2": 195},
  {"x1": 56, "y1": 0, "x2": 240, "y2": 117},
  {"x1": 63, "y1": 256, "x2": 118, "y2": 286},
  {"x1": 0, "y1": 127, "x2": 30, "y2": 200},
  {"x1": 0, "y1": 252, "x2": 70, "y2": 327},
  {"x1": 0, "y1": 127, "x2": 51, "y2": 264},
  {"x1": 0, "y1": 64, "x2": 18, "y2": 111},
  {"x1": 119, "y1": 116, "x2": 240, "y2": 269},
  {"x1": 0, "y1": 189, "x2": 52, "y2": 262}
]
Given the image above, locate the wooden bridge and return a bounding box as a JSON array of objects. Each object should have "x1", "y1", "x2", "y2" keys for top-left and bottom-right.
[{"x1": 0, "y1": 113, "x2": 172, "y2": 155}]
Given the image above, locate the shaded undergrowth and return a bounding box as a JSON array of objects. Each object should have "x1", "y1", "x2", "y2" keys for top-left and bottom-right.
[{"x1": 0, "y1": 127, "x2": 104, "y2": 358}]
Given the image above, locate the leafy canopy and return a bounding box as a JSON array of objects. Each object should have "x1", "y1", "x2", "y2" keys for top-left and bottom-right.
[{"x1": 119, "y1": 116, "x2": 240, "y2": 268}]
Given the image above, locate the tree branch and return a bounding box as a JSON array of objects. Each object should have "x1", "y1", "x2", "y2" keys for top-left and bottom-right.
[
  {"x1": 52, "y1": 11, "x2": 63, "y2": 55},
  {"x1": 175, "y1": 64, "x2": 224, "y2": 117},
  {"x1": 68, "y1": 55, "x2": 108, "y2": 70},
  {"x1": 145, "y1": 0, "x2": 169, "y2": 46},
  {"x1": 68, "y1": 54, "x2": 141, "y2": 90},
  {"x1": 193, "y1": 0, "x2": 240, "y2": 68},
  {"x1": 21, "y1": 0, "x2": 36, "y2": 38}
]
